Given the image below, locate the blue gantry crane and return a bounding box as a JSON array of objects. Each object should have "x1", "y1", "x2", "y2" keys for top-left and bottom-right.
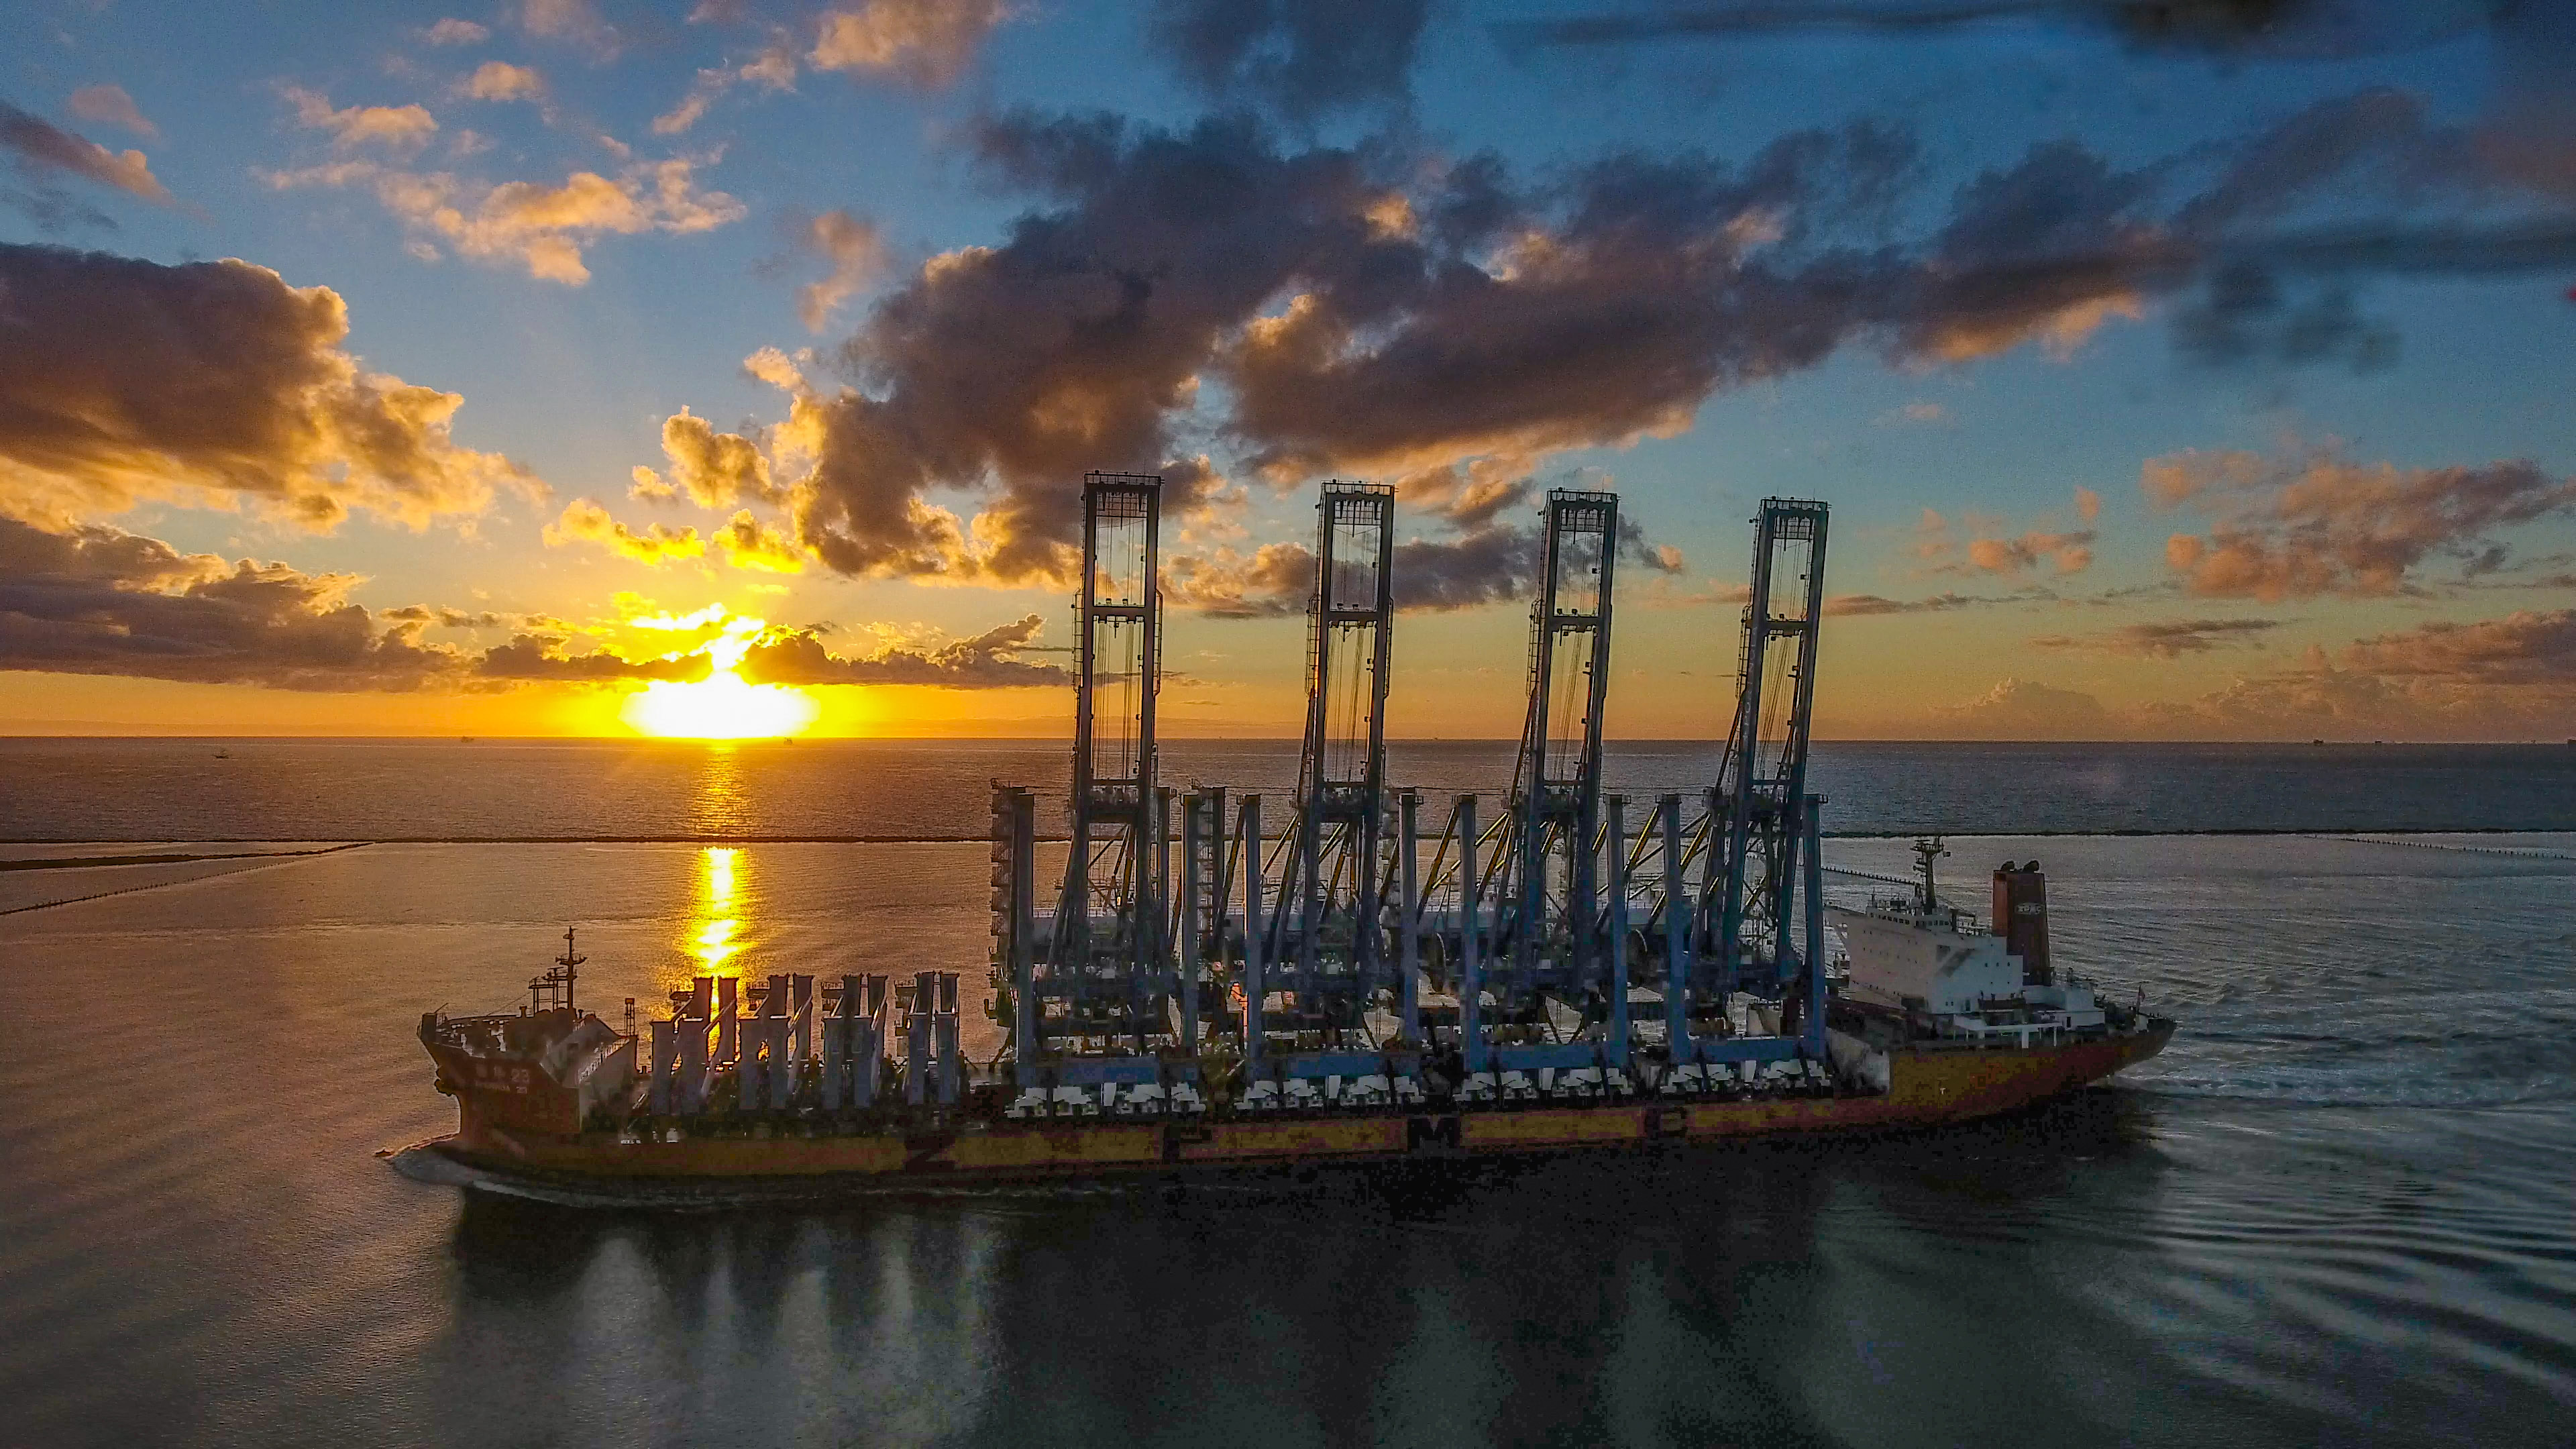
[{"x1": 989, "y1": 480, "x2": 1837, "y2": 1116}]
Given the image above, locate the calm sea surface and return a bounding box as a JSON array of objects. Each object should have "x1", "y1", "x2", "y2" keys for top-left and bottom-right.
[{"x1": 2, "y1": 741, "x2": 2571, "y2": 1446}]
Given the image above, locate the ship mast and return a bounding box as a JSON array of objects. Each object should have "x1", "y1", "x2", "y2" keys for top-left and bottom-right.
[
  {"x1": 531, "y1": 925, "x2": 584, "y2": 1012},
  {"x1": 1913, "y1": 837, "x2": 1947, "y2": 914}
]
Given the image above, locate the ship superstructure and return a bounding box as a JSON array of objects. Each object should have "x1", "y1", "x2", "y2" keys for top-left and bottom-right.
[{"x1": 415, "y1": 477, "x2": 2173, "y2": 1188}]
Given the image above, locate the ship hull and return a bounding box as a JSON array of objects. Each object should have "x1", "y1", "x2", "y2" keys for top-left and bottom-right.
[{"x1": 417, "y1": 1022, "x2": 2174, "y2": 1193}]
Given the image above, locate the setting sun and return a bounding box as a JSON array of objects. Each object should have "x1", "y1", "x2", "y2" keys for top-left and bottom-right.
[{"x1": 619, "y1": 610, "x2": 820, "y2": 739}]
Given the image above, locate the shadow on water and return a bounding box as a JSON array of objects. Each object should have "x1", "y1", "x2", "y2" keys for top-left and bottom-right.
[{"x1": 431, "y1": 1092, "x2": 2172, "y2": 1448}]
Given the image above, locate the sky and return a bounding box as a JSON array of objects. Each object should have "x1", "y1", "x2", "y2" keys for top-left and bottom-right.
[{"x1": 2, "y1": 0, "x2": 2572, "y2": 741}]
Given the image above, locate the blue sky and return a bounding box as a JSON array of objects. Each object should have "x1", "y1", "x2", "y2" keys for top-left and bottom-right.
[{"x1": 3, "y1": 1, "x2": 2571, "y2": 738}]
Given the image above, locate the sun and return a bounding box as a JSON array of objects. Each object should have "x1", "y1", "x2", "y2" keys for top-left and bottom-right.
[
  {"x1": 623, "y1": 671, "x2": 819, "y2": 739},
  {"x1": 619, "y1": 610, "x2": 820, "y2": 739}
]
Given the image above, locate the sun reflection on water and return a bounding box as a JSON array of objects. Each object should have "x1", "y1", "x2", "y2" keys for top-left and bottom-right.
[{"x1": 688, "y1": 845, "x2": 745, "y2": 975}]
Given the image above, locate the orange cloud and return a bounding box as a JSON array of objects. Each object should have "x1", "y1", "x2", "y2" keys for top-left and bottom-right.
[
  {"x1": 460, "y1": 62, "x2": 547, "y2": 103},
  {"x1": 66, "y1": 85, "x2": 156, "y2": 139},
  {"x1": 794, "y1": 209, "x2": 887, "y2": 329},
  {"x1": 810, "y1": 0, "x2": 1015, "y2": 86},
  {"x1": 543, "y1": 499, "x2": 706, "y2": 565},
  {"x1": 1, "y1": 101, "x2": 173, "y2": 204},
  {"x1": 0, "y1": 245, "x2": 531, "y2": 530},
  {"x1": 631, "y1": 408, "x2": 780, "y2": 508},
  {"x1": 2147, "y1": 445, "x2": 2576, "y2": 600},
  {"x1": 264, "y1": 156, "x2": 745, "y2": 284},
  {"x1": 283, "y1": 86, "x2": 438, "y2": 152}
]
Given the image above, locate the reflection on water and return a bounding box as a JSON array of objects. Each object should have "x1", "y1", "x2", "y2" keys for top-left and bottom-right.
[
  {"x1": 689, "y1": 845, "x2": 744, "y2": 978},
  {"x1": 4, "y1": 835, "x2": 2571, "y2": 1448},
  {"x1": 686, "y1": 742, "x2": 751, "y2": 837},
  {"x1": 429, "y1": 1098, "x2": 2180, "y2": 1448}
]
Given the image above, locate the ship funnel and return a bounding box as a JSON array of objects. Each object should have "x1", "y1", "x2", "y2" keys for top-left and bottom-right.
[{"x1": 1992, "y1": 863, "x2": 2052, "y2": 986}]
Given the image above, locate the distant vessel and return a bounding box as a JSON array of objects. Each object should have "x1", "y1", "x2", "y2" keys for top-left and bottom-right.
[{"x1": 409, "y1": 478, "x2": 2171, "y2": 1193}]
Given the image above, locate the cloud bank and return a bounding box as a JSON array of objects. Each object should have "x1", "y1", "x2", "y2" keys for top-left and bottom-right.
[{"x1": 0, "y1": 244, "x2": 533, "y2": 530}]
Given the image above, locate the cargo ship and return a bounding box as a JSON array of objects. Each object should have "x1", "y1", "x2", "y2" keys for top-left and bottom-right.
[
  {"x1": 411, "y1": 842, "x2": 2169, "y2": 1191},
  {"x1": 405, "y1": 482, "x2": 2174, "y2": 1195}
]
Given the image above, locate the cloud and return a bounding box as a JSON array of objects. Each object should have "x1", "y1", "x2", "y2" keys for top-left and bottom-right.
[
  {"x1": 67, "y1": 85, "x2": 155, "y2": 139},
  {"x1": 1150, "y1": 0, "x2": 1431, "y2": 119},
  {"x1": 1497, "y1": 3, "x2": 2502, "y2": 64},
  {"x1": 282, "y1": 87, "x2": 439, "y2": 152},
  {"x1": 0, "y1": 244, "x2": 532, "y2": 529},
  {"x1": 422, "y1": 19, "x2": 492, "y2": 46},
  {"x1": 0, "y1": 514, "x2": 470, "y2": 690},
  {"x1": 379, "y1": 604, "x2": 506, "y2": 628},
  {"x1": 767, "y1": 109, "x2": 1911, "y2": 583},
  {"x1": 0, "y1": 515, "x2": 784, "y2": 694},
  {"x1": 1162, "y1": 540, "x2": 1316, "y2": 616},
  {"x1": 810, "y1": 0, "x2": 1015, "y2": 87},
  {"x1": 741, "y1": 613, "x2": 1071, "y2": 688},
  {"x1": 714, "y1": 510, "x2": 806, "y2": 572},
  {"x1": 1391, "y1": 459, "x2": 1536, "y2": 529},
  {"x1": 1967, "y1": 529, "x2": 2096, "y2": 575},
  {"x1": 476, "y1": 631, "x2": 703, "y2": 681},
  {"x1": 542, "y1": 499, "x2": 707, "y2": 565},
  {"x1": 2031, "y1": 616, "x2": 2282, "y2": 658},
  {"x1": 2147, "y1": 446, "x2": 2576, "y2": 600},
  {"x1": 792, "y1": 208, "x2": 887, "y2": 329},
  {"x1": 1, "y1": 101, "x2": 174, "y2": 213},
  {"x1": 1876, "y1": 400, "x2": 1946, "y2": 426},
  {"x1": 264, "y1": 156, "x2": 745, "y2": 284},
  {"x1": 1823, "y1": 590, "x2": 2026, "y2": 616},
  {"x1": 460, "y1": 62, "x2": 547, "y2": 103},
  {"x1": 1166, "y1": 508, "x2": 1682, "y2": 618},
  {"x1": 2341, "y1": 608, "x2": 2576, "y2": 686},
  {"x1": 2149, "y1": 614, "x2": 2576, "y2": 739},
  {"x1": 1929, "y1": 677, "x2": 2113, "y2": 739},
  {"x1": 739, "y1": 91, "x2": 2576, "y2": 596},
  {"x1": 1914, "y1": 499, "x2": 2096, "y2": 576},
  {"x1": 653, "y1": 40, "x2": 803, "y2": 134},
  {"x1": 630, "y1": 408, "x2": 780, "y2": 508},
  {"x1": 519, "y1": 0, "x2": 622, "y2": 58}
]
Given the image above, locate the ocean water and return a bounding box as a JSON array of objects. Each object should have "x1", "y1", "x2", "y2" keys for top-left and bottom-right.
[
  {"x1": 2, "y1": 743, "x2": 2573, "y2": 1447},
  {"x1": 3, "y1": 737, "x2": 2573, "y2": 839}
]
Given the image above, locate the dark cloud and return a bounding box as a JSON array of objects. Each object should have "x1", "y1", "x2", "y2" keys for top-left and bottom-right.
[
  {"x1": 764, "y1": 87, "x2": 2574, "y2": 593},
  {"x1": 476, "y1": 632, "x2": 704, "y2": 682},
  {"x1": 1229, "y1": 123, "x2": 1922, "y2": 480},
  {"x1": 1149, "y1": 0, "x2": 1431, "y2": 120},
  {"x1": 1, "y1": 101, "x2": 172, "y2": 205},
  {"x1": 783, "y1": 110, "x2": 1379, "y2": 581},
  {"x1": 2031, "y1": 616, "x2": 2282, "y2": 657},
  {"x1": 1826, "y1": 590, "x2": 2015, "y2": 616},
  {"x1": 0, "y1": 515, "x2": 729, "y2": 691},
  {"x1": 1165, "y1": 506, "x2": 1675, "y2": 618},
  {"x1": 0, "y1": 245, "x2": 533, "y2": 530},
  {"x1": 2341, "y1": 608, "x2": 2576, "y2": 686},
  {"x1": 0, "y1": 515, "x2": 464, "y2": 690},
  {"x1": 1496, "y1": 2, "x2": 2501, "y2": 64},
  {"x1": 739, "y1": 614, "x2": 1071, "y2": 688},
  {"x1": 2171, "y1": 266, "x2": 2399, "y2": 372},
  {"x1": 380, "y1": 604, "x2": 506, "y2": 628},
  {"x1": 2146, "y1": 447, "x2": 2576, "y2": 600},
  {"x1": 2147, "y1": 610, "x2": 2576, "y2": 738}
]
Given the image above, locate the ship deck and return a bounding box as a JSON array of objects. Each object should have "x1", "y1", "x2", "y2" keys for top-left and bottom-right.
[{"x1": 418, "y1": 1022, "x2": 2173, "y2": 1193}]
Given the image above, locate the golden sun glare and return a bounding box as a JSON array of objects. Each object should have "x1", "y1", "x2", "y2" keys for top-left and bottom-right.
[{"x1": 619, "y1": 610, "x2": 820, "y2": 739}]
